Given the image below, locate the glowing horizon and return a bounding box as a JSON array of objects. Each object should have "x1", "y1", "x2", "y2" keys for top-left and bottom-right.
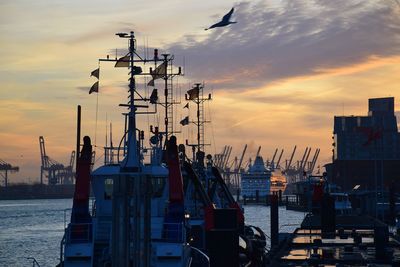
[{"x1": 1, "y1": 0, "x2": 399, "y2": 183}]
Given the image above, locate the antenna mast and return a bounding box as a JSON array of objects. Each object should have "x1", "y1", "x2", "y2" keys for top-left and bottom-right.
[{"x1": 185, "y1": 83, "x2": 212, "y2": 161}]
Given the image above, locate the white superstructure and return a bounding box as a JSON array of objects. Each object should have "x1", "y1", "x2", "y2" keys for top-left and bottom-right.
[{"x1": 241, "y1": 156, "x2": 271, "y2": 198}]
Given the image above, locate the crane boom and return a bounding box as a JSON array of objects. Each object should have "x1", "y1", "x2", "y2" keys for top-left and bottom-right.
[
  {"x1": 301, "y1": 147, "x2": 312, "y2": 171},
  {"x1": 286, "y1": 146, "x2": 297, "y2": 169},
  {"x1": 256, "y1": 146, "x2": 261, "y2": 158},
  {"x1": 223, "y1": 146, "x2": 232, "y2": 169},
  {"x1": 276, "y1": 149, "x2": 284, "y2": 169},
  {"x1": 237, "y1": 144, "x2": 247, "y2": 172},
  {"x1": 271, "y1": 148, "x2": 278, "y2": 166},
  {"x1": 299, "y1": 147, "x2": 309, "y2": 170},
  {"x1": 310, "y1": 148, "x2": 320, "y2": 173}
]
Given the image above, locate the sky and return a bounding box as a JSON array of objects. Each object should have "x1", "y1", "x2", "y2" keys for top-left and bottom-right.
[{"x1": 0, "y1": 0, "x2": 400, "y2": 183}]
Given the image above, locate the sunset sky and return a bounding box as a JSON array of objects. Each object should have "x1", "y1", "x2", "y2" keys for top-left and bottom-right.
[{"x1": 1, "y1": 0, "x2": 400, "y2": 183}]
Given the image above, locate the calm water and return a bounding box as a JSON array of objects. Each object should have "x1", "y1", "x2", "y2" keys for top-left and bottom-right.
[{"x1": 0, "y1": 199, "x2": 304, "y2": 267}]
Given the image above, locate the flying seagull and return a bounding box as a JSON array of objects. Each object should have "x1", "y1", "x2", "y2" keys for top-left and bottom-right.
[{"x1": 205, "y1": 7, "x2": 236, "y2": 30}]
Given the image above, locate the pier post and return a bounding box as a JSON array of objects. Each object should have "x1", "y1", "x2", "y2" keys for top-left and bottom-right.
[
  {"x1": 270, "y1": 194, "x2": 279, "y2": 248},
  {"x1": 374, "y1": 224, "x2": 389, "y2": 260},
  {"x1": 206, "y1": 209, "x2": 239, "y2": 267},
  {"x1": 321, "y1": 194, "x2": 335, "y2": 238}
]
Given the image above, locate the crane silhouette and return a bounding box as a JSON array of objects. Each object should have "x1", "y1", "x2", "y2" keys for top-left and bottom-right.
[{"x1": 205, "y1": 7, "x2": 237, "y2": 30}]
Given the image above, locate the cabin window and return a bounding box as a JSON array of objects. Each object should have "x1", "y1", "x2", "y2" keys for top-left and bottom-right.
[{"x1": 104, "y1": 178, "x2": 113, "y2": 200}]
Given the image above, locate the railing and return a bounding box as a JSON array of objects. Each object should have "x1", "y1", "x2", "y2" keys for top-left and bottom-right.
[
  {"x1": 104, "y1": 146, "x2": 125, "y2": 165},
  {"x1": 66, "y1": 223, "x2": 93, "y2": 243}
]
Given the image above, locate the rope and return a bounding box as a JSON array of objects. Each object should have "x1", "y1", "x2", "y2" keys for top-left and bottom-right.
[{"x1": 93, "y1": 61, "x2": 100, "y2": 165}]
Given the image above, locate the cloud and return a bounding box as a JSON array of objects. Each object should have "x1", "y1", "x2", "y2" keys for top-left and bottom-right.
[{"x1": 168, "y1": 0, "x2": 400, "y2": 90}]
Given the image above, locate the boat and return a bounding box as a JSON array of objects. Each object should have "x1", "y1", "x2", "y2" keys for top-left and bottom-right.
[
  {"x1": 285, "y1": 175, "x2": 354, "y2": 215},
  {"x1": 59, "y1": 31, "x2": 209, "y2": 267},
  {"x1": 58, "y1": 30, "x2": 268, "y2": 267},
  {"x1": 172, "y1": 83, "x2": 267, "y2": 267},
  {"x1": 240, "y1": 156, "x2": 271, "y2": 200}
]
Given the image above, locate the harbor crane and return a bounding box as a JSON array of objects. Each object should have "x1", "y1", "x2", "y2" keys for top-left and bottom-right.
[
  {"x1": 282, "y1": 146, "x2": 320, "y2": 183},
  {"x1": 39, "y1": 136, "x2": 75, "y2": 185},
  {"x1": 213, "y1": 144, "x2": 247, "y2": 190},
  {"x1": 268, "y1": 148, "x2": 278, "y2": 169},
  {"x1": 0, "y1": 159, "x2": 19, "y2": 187},
  {"x1": 231, "y1": 144, "x2": 247, "y2": 189},
  {"x1": 266, "y1": 148, "x2": 284, "y2": 170}
]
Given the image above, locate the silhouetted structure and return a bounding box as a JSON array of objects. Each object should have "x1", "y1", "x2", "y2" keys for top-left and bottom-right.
[
  {"x1": 329, "y1": 97, "x2": 400, "y2": 191},
  {"x1": 39, "y1": 136, "x2": 75, "y2": 185},
  {"x1": 0, "y1": 159, "x2": 19, "y2": 187}
]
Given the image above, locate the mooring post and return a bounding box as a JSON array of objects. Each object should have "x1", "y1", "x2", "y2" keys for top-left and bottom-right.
[{"x1": 270, "y1": 194, "x2": 279, "y2": 248}]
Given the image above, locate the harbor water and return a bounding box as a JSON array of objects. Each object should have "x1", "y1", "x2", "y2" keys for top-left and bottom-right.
[{"x1": 0, "y1": 199, "x2": 304, "y2": 266}]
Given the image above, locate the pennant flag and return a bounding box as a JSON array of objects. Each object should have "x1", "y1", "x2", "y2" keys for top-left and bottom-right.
[
  {"x1": 115, "y1": 54, "x2": 130, "y2": 67},
  {"x1": 90, "y1": 68, "x2": 100, "y2": 79},
  {"x1": 180, "y1": 116, "x2": 189, "y2": 126},
  {"x1": 89, "y1": 81, "x2": 99, "y2": 94},
  {"x1": 149, "y1": 89, "x2": 158, "y2": 104},
  {"x1": 187, "y1": 87, "x2": 199, "y2": 100},
  {"x1": 183, "y1": 103, "x2": 189, "y2": 109},
  {"x1": 147, "y1": 61, "x2": 166, "y2": 86}
]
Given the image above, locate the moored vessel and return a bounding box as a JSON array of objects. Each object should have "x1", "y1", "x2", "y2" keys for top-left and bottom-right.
[{"x1": 241, "y1": 156, "x2": 271, "y2": 199}]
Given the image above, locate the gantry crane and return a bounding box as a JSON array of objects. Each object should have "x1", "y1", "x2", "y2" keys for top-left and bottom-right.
[
  {"x1": 213, "y1": 144, "x2": 247, "y2": 190},
  {"x1": 282, "y1": 146, "x2": 320, "y2": 183},
  {"x1": 39, "y1": 136, "x2": 75, "y2": 185},
  {"x1": 0, "y1": 159, "x2": 19, "y2": 187}
]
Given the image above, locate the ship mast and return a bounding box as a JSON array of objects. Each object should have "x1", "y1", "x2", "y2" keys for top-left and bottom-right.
[
  {"x1": 126, "y1": 32, "x2": 140, "y2": 169},
  {"x1": 97, "y1": 31, "x2": 182, "y2": 267},
  {"x1": 185, "y1": 83, "x2": 212, "y2": 162}
]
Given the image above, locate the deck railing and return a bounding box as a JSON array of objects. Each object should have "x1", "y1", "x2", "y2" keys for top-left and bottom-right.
[{"x1": 66, "y1": 223, "x2": 93, "y2": 243}]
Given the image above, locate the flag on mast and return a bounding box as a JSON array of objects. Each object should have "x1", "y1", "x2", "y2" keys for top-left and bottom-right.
[
  {"x1": 115, "y1": 54, "x2": 130, "y2": 68},
  {"x1": 187, "y1": 87, "x2": 199, "y2": 100},
  {"x1": 183, "y1": 103, "x2": 189, "y2": 109},
  {"x1": 90, "y1": 68, "x2": 100, "y2": 79},
  {"x1": 147, "y1": 61, "x2": 166, "y2": 86},
  {"x1": 180, "y1": 116, "x2": 189, "y2": 126},
  {"x1": 89, "y1": 81, "x2": 99, "y2": 94}
]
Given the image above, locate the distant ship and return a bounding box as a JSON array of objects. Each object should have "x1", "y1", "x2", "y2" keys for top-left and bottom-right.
[{"x1": 240, "y1": 156, "x2": 271, "y2": 198}]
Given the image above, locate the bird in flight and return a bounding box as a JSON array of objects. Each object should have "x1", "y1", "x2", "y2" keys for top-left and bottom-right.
[{"x1": 205, "y1": 7, "x2": 237, "y2": 30}]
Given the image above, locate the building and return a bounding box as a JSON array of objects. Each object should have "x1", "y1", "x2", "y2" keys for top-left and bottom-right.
[{"x1": 329, "y1": 97, "x2": 400, "y2": 191}]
